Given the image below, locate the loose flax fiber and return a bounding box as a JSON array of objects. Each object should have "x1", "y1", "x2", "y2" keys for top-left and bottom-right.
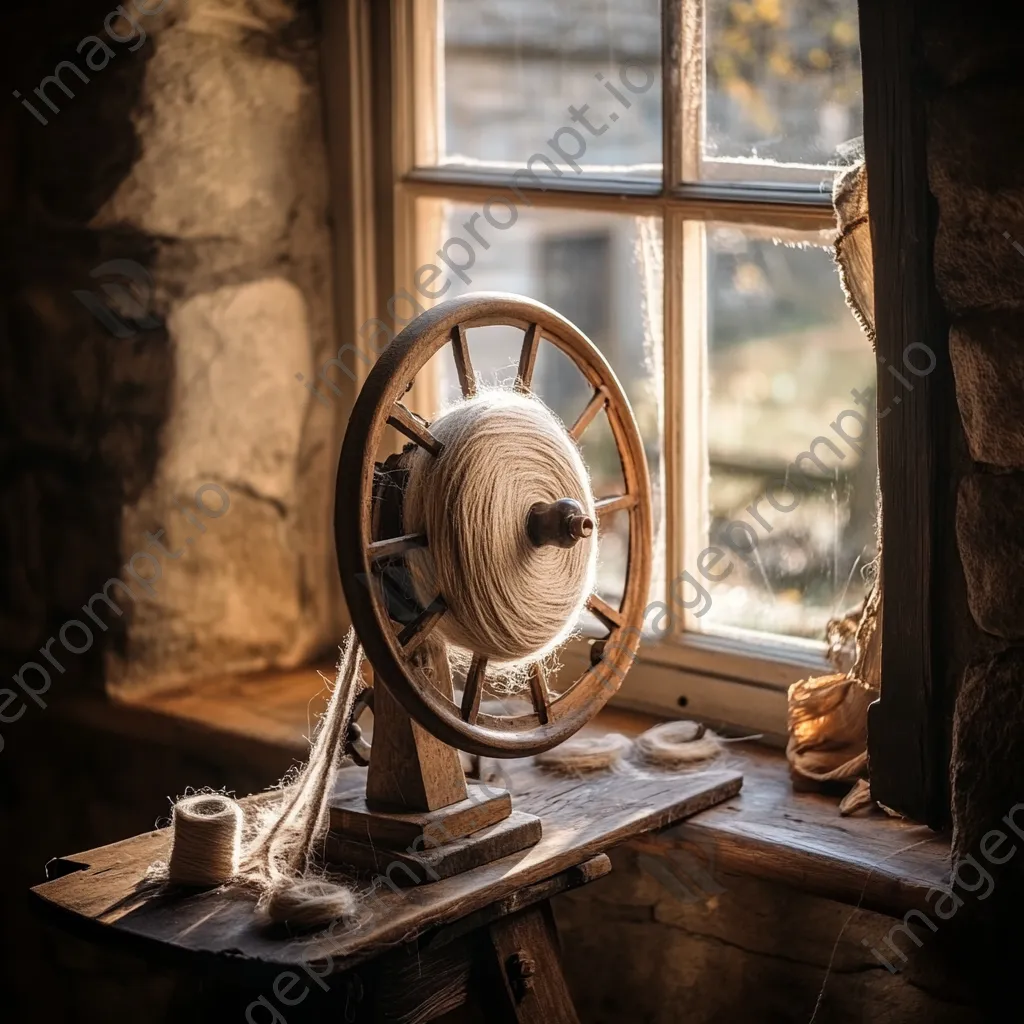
[
  {"x1": 633, "y1": 721, "x2": 725, "y2": 767},
  {"x1": 535, "y1": 732, "x2": 633, "y2": 772}
]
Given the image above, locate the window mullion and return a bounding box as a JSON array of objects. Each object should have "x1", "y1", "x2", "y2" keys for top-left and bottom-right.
[
  {"x1": 662, "y1": 211, "x2": 686, "y2": 635},
  {"x1": 679, "y1": 0, "x2": 703, "y2": 183},
  {"x1": 663, "y1": 0, "x2": 685, "y2": 192},
  {"x1": 678, "y1": 217, "x2": 708, "y2": 635}
]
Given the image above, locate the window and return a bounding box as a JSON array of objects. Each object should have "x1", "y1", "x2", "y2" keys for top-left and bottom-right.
[{"x1": 363, "y1": 0, "x2": 869, "y2": 736}]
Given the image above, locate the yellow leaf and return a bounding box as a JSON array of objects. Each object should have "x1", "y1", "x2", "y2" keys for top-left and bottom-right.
[
  {"x1": 753, "y1": 0, "x2": 781, "y2": 24},
  {"x1": 831, "y1": 20, "x2": 857, "y2": 47},
  {"x1": 730, "y1": 1, "x2": 754, "y2": 24},
  {"x1": 768, "y1": 51, "x2": 793, "y2": 77},
  {"x1": 808, "y1": 47, "x2": 831, "y2": 70}
]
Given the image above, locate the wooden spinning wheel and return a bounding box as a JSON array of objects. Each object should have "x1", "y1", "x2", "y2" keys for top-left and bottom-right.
[{"x1": 335, "y1": 292, "x2": 652, "y2": 761}]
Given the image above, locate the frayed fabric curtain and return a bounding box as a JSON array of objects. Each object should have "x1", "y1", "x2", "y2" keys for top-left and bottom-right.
[{"x1": 785, "y1": 161, "x2": 883, "y2": 816}]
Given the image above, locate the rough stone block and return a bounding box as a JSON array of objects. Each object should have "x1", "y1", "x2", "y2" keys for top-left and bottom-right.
[
  {"x1": 102, "y1": 277, "x2": 325, "y2": 690},
  {"x1": 930, "y1": 85, "x2": 1024, "y2": 198},
  {"x1": 932, "y1": 187, "x2": 1024, "y2": 316},
  {"x1": 95, "y1": 12, "x2": 313, "y2": 252},
  {"x1": 950, "y1": 314, "x2": 1024, "y2": 467},
  {"x1": 951, "y1": 649, "x2": 1024, "y2": 904},
  {"x1": 109, "y1": 486, "x2": 319, "y2": 691},
  {"x1": 923, "y1": 3, "x2": 1024, "y2": 87},
  {"x1": 957, "y1": 473, "x2": 1024, "y2": 638},
  {"x1": 162, "y1": 279, "x2": 311, "y2": 504}
]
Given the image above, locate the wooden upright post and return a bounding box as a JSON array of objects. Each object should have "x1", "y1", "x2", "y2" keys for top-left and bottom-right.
[{"x1": 365, "y1": 671, "x2": 468, "y2": 812}]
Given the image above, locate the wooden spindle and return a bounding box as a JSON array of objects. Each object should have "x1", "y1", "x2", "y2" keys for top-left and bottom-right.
[
  {"x1": 529, "y1": 663, "x2": 550, "y2": 724},
  {"x1": 527, "y1": 498, "x2": 594, "y2": 549}
]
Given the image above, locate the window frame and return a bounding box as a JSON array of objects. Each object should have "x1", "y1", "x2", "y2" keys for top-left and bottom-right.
[{"x1": 348, "y1": 0, "x2": 874, "y2": 737}]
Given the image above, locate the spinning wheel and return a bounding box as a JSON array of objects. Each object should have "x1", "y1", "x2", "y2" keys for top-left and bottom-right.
[
  {"x1": 335, "y1": 293, "x2": 653, "y2": 759},
  {"x1": 329, "y1": 292, "x2": 652, "y2": 882}
]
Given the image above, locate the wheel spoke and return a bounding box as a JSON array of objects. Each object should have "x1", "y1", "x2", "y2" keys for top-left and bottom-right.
[
  {"x1": 387, "y1": 403, "x2": 444, "y2": 456},
  {"x1": 569, "y1": 387, "x2": 608, "y2": 440},
  {"x1": 461, "y1": 654, "x2": 488, "y2": 723},
  {"x1": 594, "y1": 493, "x2": 637, "y2": 515},
  {"x1": 368, "y1": 533, "x2": 428, "y2": 560},
  {"x1": 450, "y1": 324, "x2": 477, "y2": 398},
  {"x1": 514, "y1": 323, "x2": 541, "y2": 394},
  {"x1": 587, "y1": 593, "x2": 624, "y2": 631},
  {"x1": 397, "y1": 596, "x2": 447, "y2": 653},
  {"x1": 529, "y1": 663, "x2": 550, "y2": 724}
]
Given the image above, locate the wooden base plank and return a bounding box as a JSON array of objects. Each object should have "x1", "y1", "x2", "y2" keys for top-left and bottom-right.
[
  {"x1": 329, "y1": 781, "x2": 512, "y2": 848},
  {"x1": 326, "y1": 811, "x2": 542, "y2": 885}
]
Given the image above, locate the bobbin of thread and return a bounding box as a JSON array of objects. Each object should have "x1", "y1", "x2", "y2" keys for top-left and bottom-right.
[
  {"x1": 168, "y1": 794, "x2": 243, "y2": 887},
  {"x1": 402, "y1": 393, "x2": 597, "y2": 666}
]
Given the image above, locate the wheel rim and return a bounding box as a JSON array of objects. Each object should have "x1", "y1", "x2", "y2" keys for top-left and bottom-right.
[{"x1": 335, "y1": 292, "x2": 652, "y2": 758}]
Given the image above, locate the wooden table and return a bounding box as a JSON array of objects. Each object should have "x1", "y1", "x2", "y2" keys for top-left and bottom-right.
[{"x1": 32, "y1": 759, "x2": 742, "y2": 1023}]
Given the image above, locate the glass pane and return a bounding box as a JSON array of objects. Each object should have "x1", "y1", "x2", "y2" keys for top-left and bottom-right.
[
  {"x1": 417, "y1": 199, "x2": 665, "y2": 609},
  {"x1": 697, "y1": 222, "x2": 876, "y2": 641},
  {"x1": 697, "y1": 0, "x2": 863, "y2": 186},
  {"x1": 435, "y1": 0, "x2": 661, "y2": 178}
]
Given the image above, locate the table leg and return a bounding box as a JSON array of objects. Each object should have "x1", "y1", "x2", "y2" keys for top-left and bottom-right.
[{"x1": 485, "y1": 901, "x2": 581, "y2": 1024}]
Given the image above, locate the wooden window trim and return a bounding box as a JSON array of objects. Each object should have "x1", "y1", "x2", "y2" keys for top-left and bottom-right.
[
  {"x1": 345, "y1": 0, "x2": 873, "y2": 736},
  {"x1": 859, "y1": 0, "x2": 952, "y2": 827}
]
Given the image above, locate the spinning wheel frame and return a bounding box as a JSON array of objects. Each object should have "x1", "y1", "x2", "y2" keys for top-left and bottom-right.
[{"x1": 335, "y1": 293, "x2": 652, "y2": 758}]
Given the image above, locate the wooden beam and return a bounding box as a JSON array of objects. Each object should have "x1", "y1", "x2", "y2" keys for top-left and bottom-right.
[{"x1": 859, "y1": 0, "x2": 952, "y2": 829}]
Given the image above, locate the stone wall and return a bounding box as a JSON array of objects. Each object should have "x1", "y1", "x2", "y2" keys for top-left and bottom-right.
[
  {"x1": 2, "y1": 0, "x2": 344, "y2": 707},
  {"x1": 924, "y1": 0, "x2": 1024, "y2": 928}
]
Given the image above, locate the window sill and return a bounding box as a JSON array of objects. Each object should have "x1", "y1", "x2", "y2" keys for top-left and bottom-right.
[{"x1": 59, "y1": 665, "x2": 950, "y2": 922}]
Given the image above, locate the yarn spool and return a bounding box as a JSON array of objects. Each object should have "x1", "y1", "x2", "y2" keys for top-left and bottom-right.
[
  {"x1": 633, "y1": 721, "x2": 724, "y2": 767},
  {"x1": 535, "y1": 732, "x2": 632, "y2": 772},
  {"x1": 403, "y1": 391, "x2": 597, "y2": 672},
  {"x1": 168, "y1": 794, "x2": 243, "y2": 887}
]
